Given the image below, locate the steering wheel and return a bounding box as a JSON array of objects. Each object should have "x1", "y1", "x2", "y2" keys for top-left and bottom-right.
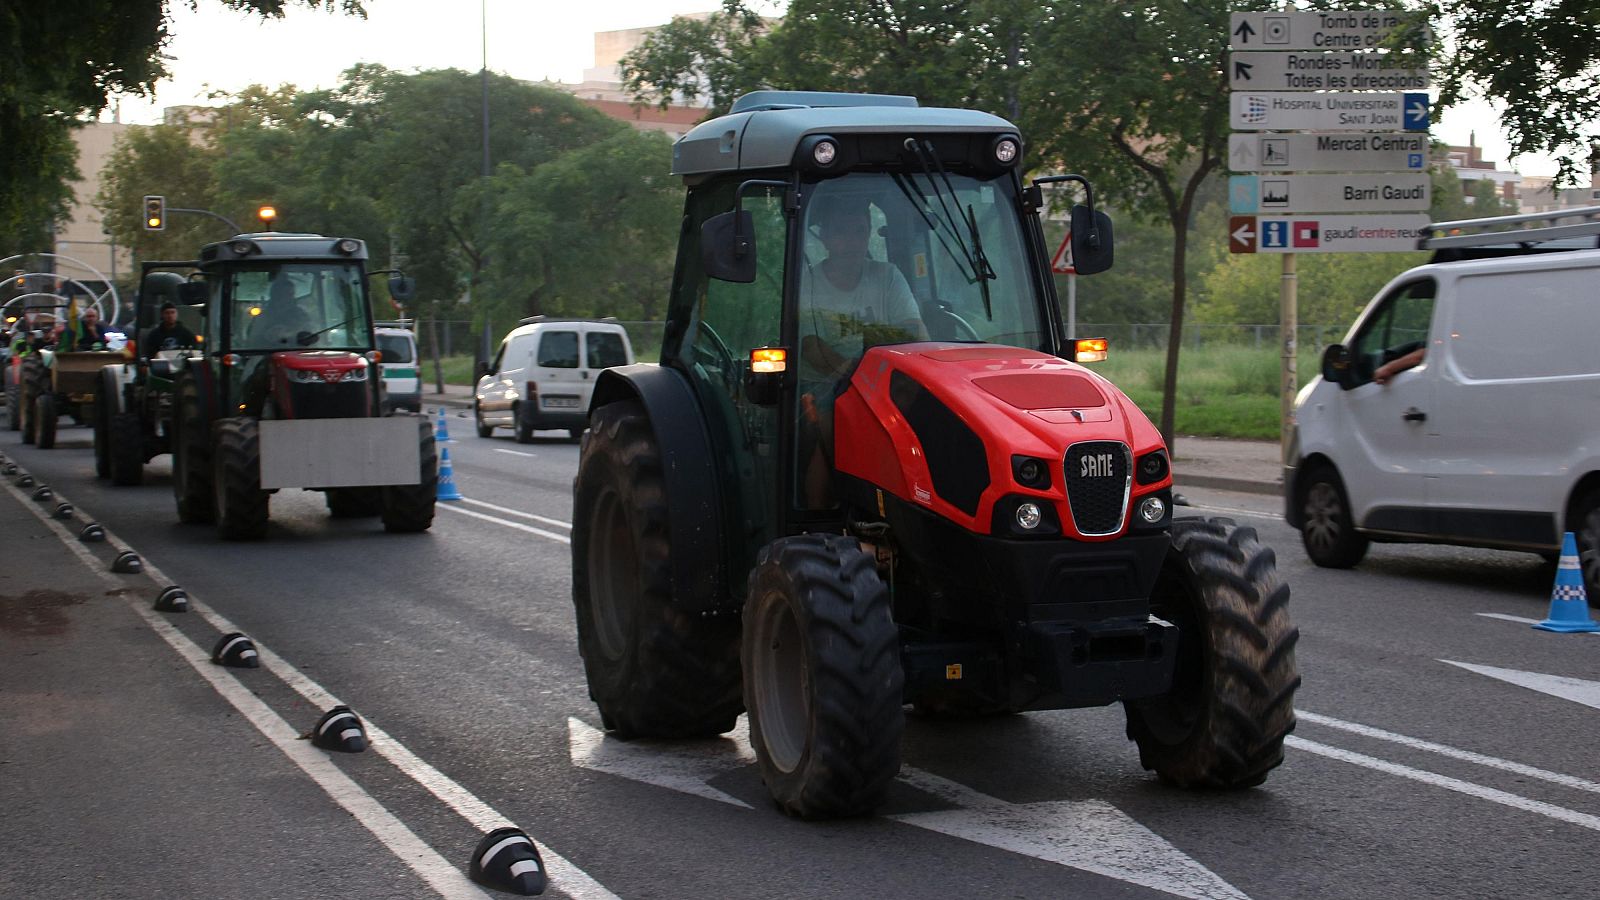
[{"x1": 922, "y1": 302, "x2": 981, "y2": 342}]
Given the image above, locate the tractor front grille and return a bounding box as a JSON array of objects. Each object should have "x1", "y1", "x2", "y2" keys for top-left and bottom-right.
[
  {"x1": 1063, "y1": 441, "x2": 1131, "y2": 536},
  {"x1": 287, "y1": 380, "x2": 369, "y2": 419}
]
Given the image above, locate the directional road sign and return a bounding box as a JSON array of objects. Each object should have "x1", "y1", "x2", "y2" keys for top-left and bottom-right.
[
  {"x1": 1229, "y1": 10, "x2": 1422, "y2": 51},
  {"x1": 1231, "y1": 91, "x2": 1429, "y2": 131},
  {"x1": 1229, "y1": 173, "x2": 1430, "y2": 213},
  {"x1": 1229, "y1": 132, "x2": 1428, "y2": 172},
  {"x1": 1228, "y1": 51, "x2": 1427, "y2": 91},
  {"x1": 1228, "y1": 213, "x2": 1429, "y2": 254}
]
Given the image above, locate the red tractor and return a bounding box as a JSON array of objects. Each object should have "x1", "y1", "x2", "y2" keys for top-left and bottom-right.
[
  {"x1": 571, "y1": 91, "x2": 1299, "y2": 818},
  {"x1": 99, "y1": 233, "x2": 436, "y2": 539}
]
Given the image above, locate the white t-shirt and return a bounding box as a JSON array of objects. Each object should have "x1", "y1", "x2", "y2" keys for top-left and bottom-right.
[{"x1": 800, "y1": 259, "x2": 920, "y2": 372}]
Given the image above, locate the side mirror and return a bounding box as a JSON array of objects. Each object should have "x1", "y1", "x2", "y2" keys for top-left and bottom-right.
[
  {"x1": 1321, "y1": 343, "x2": 1353, "y2": 388},
  {"x1": 177, "y1": 282, "x2": 207, "y2": 304},
  {"x1": 476, "y1": 361, "x2": 491, "y2": 380},
  {"x1": 389, "y1": 274, "x2": 416, "y2": 304},
  {"x1": 1068, "y1": 205, "x2": 1114, "y2": 276},
  {"x1": 701, "y1": 210, "x2": 757, "y2": 284}
]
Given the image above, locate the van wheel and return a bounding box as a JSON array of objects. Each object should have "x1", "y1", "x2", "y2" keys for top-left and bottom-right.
[
  {"x1": 1574, "y1": 490, "x2": 1600, "y2": 607},
  {"x1": 1300, "y1": 464, "x2": 1368, "y2": 568},
  {"x1": 514, "y1": 403, "x2": 534, "y2": 444},
  {"x1": 474, "y1": 402, "x2": 493, "y2": 438}
]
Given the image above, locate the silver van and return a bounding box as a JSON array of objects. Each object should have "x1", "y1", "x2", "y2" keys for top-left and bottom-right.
[{"x1": 474, "y1": 317, "x2": 634, "y2": 441}]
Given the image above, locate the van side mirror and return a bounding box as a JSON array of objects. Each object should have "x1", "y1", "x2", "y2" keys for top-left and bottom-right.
[
  {"x1": 701, "y1": 210, "x2": 757, "y2": 284},
  {"x1": 1321, "y1": 343, "x2": 1353, "y2": 389},
  {"x1": 1069, "y1": 205, "x2": 1114, "y2": 276},
  {"x1": 389, "y1": 274, "x2": 416, "y2": 304}
]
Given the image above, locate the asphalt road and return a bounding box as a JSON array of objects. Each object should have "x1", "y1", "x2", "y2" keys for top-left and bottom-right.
[{"x1": 4, "y1": 412, "x2": 1600, "y2": 900}]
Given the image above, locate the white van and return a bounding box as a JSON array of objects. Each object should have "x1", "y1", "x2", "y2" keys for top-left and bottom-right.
[
  {"x1": 375, "y1": 324, "x2": 421, "y2": 412},
  {"x1": 1286, "y1": 207, "x2": 1600, "y2": 600},
  {"x1": 474, "y1": 317, "x2": 634, "y2": 442}
]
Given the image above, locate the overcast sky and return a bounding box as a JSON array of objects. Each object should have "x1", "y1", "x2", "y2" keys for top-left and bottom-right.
[{"x1": 108, "y1": 0, "x2": 1565, "y2": 177}]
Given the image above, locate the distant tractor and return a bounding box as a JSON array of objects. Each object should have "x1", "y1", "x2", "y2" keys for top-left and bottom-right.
[
  {"x1": 571, "y1": 91, "x2": 1299, "y2": 818},
  {"x1": 98, "y1": 233, "x2": 436, "y2": 539}
]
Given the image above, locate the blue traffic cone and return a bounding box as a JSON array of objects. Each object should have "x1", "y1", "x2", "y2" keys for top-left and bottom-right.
[
  {"x1": 1534, "y1": 532, "x2": 1600, "y2": 633},
  {"x1": 435, "y1": 407, "x2": 454, "y2": 443},
  {"x1": 436, "y1": 446, "x2": 464, "y2": 502}
]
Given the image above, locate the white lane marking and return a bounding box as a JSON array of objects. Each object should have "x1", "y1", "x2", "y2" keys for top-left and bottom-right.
[
  {"x1": 3, "y1": 483, "x2": 484, "y2": 898},
  {"x1": 570, "y1": 714, "x2": 1247, "y2": 898},
  {"x1": 494, "y1": 449, "x2": 538, "y2": 458},
  {"x1": 49, "y1": 494, "x2": 617, "y2": 900},
  {"x1": 1477, "y1": 612, "x2": 1600, "y2": 634},
  {"x1": 1298, "y1": 710, "x2": 1600, "y2": 795},
  {"x1": 1288, "y1": 736, "x2": 1600, "y2": 833},
  {"x1": 439, "y1": 502, "x2": 572, "y2": 544},
  {"x1": 1444, "y1": 660, "x2": 1600, "y2": 712},
  {"x1": 569, "y1": 717, "x2": 756, "y2": 808},
  {"x1": 462, "y1": 497, "x2": 571, "y2": 530}
]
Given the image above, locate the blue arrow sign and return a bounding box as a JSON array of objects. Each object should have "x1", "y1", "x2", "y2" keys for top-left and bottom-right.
[{"x1": 1402, "y1": 93, "x2": 1429, "y2": 131}]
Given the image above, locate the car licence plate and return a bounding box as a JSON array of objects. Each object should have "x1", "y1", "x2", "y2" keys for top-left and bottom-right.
[{"x1": 544, "y1": 396, "x2": 581, "y2": 409}]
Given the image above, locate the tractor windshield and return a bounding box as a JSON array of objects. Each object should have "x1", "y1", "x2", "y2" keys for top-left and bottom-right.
[
  {"x1": 798, "y1": 172, "x2": 1045, "y2": 361},
  {"x1": 226, "y1": 263, "x2": 371, "y2": 352}
]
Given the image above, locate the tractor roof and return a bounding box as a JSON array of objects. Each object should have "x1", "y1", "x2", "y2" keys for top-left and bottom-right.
[
  {"x1": 672, "y1": 91, "x2": 1018, "y2": 177},
  {"x1": 198, "y1": 232, "x2": 368, "y2": 265}
]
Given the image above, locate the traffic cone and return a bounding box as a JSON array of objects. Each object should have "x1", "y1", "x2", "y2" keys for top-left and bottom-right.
[
  {"x1": 436, "y1": 446, "x2": 464, "y2": 502},
  {"x1": 1533, "y1": 532, "x2": 1600, "y2": 633},
  {"x1": 435, "y1": 406, "x2": 453, "y2": 443}
]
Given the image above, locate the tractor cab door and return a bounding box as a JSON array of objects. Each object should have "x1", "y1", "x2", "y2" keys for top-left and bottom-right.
[{"x1": 666, "y1": 179, "x2": 789, "y2": 566}]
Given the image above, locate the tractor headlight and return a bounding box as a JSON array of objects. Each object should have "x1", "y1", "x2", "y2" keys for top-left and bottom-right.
[
  {"x1": 812, "y1": 140, "x2": 838, "y2": 166},
  {"x1": 1011, "y1": 454, "x2": 1051, "y2": 490},
  {"x1": 286, "y1": 368, "x2": 324, "y2": 384},
  {"x1": 993, "y1": 136, "x2": 1020, "y2": 166},
  {"x1": 1015, "y1": 502, "x2": 1043, "y2": 531},
  {"x1": 1138, "y1": 495, "x2": 1167, "y2": 524},
  {"x1": 1135, "y1": 450, "x2": 1169, "y2": 484}
]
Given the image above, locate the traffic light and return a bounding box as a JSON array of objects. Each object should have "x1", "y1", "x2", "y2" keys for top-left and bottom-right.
[{"x1": 143, "y1": 195, "x2": 166, "y2": 231}]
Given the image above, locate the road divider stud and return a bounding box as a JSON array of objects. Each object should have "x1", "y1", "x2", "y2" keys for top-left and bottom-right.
[
  {"x1": 469, "y1": 827, "x2": 547, "y2": 896},
  {"x1": 1, "y1": 462, "x2": 15, "y2": 475},
  {"x1": 1534, "y1": 532, "x2": 1600, "y2": 633},
  {"x1": 52, "y1": 502, "x2": 73, "y2": 519},
  {"x1": 78, "y1": 523, "x2": 105, "y2": 542},
  {"x1": 436, "y1": 446, "x2": 464, "y2": 502},
  {"x1": 310, "y1": 706, "x2": 368, "y2": 752},
  {"x1": 112, "y1": 550, "x2": 142, "y2": 574},
  {"x1": 211, "y1": 632, "x2": 259, "y2": 667},
  {"x1": 154, "y1": 586, "x2": 189, "y2": 613},
  {"x1": 31, "y1": 485, "x2": 52, "y2": 502},
  {"x1": 16, "y1": 473, "x2": 34, "y2": 488}
]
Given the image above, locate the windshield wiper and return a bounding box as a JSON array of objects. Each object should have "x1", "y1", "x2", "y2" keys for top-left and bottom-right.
[
  {"x1": 296, "y1": 317, "x2": 359, "y2": 347},
  {"x1": 903, "y1": 138, "x2": 996, "y2": 318}
]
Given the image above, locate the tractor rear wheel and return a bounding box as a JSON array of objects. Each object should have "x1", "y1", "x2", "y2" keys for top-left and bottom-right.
[
  {"x1": 108, "y1": 411, "x2": 145, "y2": 486},
  {"x1": 213, "y1": 417, "x2": 269, "y2": 540},
  {"x1": 5, "y1": 380, "x2": 19, "y2": 431},
  {"x1": 19, "y1": 356, "x2": 45, "y2": 444},
  {"x1": 380, "y1": 418, "x2": 437, "y2": 532},
  {"x1": 92, "y1": 371, "x2": 116, "y2": 478},
  {"x1": 1125, "y1": 517, "x2": 1299, "y2": 789},
  {"x1": 172, "y1": 376, "x2": 215, "y2": 523},
  {"x1": 34, "y1": 392, "x2": 57, "y2": 449},
  {"x1": 744, "y1": 534, "x2": 904, "y2": 819},
  {"x1": 328, "y1": 487, "x2": 383, "y2": 518},
  {"x1": 571, "y1": 399, "x2": 743, "y2": 739}
]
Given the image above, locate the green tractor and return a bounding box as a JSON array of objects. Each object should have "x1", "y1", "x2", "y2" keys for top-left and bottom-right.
[
  {"x1": 571, "y1": 92, "x2": 1299, "y2": 819},
  {"x1": 98, "y1": 233, "x2": 435, "y2": 539}
]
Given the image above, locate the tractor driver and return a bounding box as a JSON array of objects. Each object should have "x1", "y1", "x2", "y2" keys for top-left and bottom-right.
[
  {"x1": 797, "y1": 191, "x2": 928, "y2": 507},
  {"x1": 142, "y1": 302, "x2": 198, "y2": 358},
  {"x1": 251, "y1": 277, "x2": 314, "y2": 347}
]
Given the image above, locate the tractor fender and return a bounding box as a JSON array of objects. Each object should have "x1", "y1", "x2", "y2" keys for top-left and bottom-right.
[{"x1": 589, "y1": 364, "x2": 730, "y2": 614}]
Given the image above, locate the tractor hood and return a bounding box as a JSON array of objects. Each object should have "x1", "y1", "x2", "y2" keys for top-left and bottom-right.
[
  {"x1": 833, "y1": 343, "x2": 1170, "y2": 540},
  {"x1": 273, "y1": 350, "x2": 370, "y2": 382}
]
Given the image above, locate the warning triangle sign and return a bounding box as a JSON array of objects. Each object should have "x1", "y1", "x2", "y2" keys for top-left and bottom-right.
[{"x1": 1051, "y1": 232, "x2": 1075, "y2": 275}]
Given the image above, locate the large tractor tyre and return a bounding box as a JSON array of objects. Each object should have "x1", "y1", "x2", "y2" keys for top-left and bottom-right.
[
  {"x1": 380, "y1": 419, "x2": 437, "y2": 533},
  {"x1": 1572, "y1": 489, "x2": 1600, "y2": 608},
  {"x1": 744, "y1": 534, "x2": 905, "y2": 819},
  {"x1": 1125, "y1": 517, "x2": 1300, "y2": 789},
  {"x1": 19, "y1": 356, "x2": 46, "y2": 444},
  {"x1": 1298, "y1": 464, "x2": 1369, "y2": 568},
  {"x1": 474, "y1": 402, "x2": 493, "y2": 438},
  {"x1": 213, "y1": 417, "x2": 270, "y2": 540},
  {"x1": 108, "y1": 412, "x2": 145, "y2": 486},
  {"x1": 171, "y1": 377, "x2": 215, "y2": 523},
  {"x1": 328, "y1": 487, "x2": 384, "y2": 518},
  {"x1": 34, "y1": 392, "x2": 57, "y2": 449},
  {"x1": 92, "y1": 372, "x2": 116, "y2": 478},
  {"x1": 6, "y1": 381, "x2": 20, "y2": 430},
  {"x1": 571, "y1": 399, "x2": 743, "y2": 739},
  {"x1": 514, "y1": 403, "x2": 535, "y2": 444}
]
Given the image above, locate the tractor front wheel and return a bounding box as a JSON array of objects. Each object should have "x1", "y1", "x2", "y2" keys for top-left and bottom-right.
[
  {"x1": 108, "y1": 411, "x2": 145, "y2": 486},
  {"x1": 34, "y1": 393, "x2": 57, "y2": 449},
  {"x1": 172, "y1": 376, "x2": 215, "y2": 523},
  {"x1": 213, "y1": 417, "x2": 269, "y2": 540},
  {"x1": 744, "y1": 534, "x2": 904, "y2": 819},
  {"x1": 380, "y1": 419, "x2": 437, "y2": 532},
  {"x1": 1125, "y1": 517, "x2": 1300, "y2": 789},
  {"x1": 571, "y1": 399, "x2": 743, "y2": 739},
  {"x1": 92, "y1": 370, "x2": 116, "y2": 478}
]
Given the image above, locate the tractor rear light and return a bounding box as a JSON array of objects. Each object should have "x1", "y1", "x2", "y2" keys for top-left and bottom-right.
[
  {"x1": 1073, "y1": 338, "x2": 1108, "y2": 363},
  {"x1": 1135, "y1": 449, "x2": 1169, "y2": 484},
  {"x1": 1137, "y1": 495, "x2": 1167, "y2": 525},
  {"x1": 750, "y1": 347, "x2": 787, "y2": 373},
  {"x1": 1010, "y1": 454, "x2": 1051, "y2": 490}
]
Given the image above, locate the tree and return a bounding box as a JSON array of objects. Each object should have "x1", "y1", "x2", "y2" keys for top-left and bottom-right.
[
  {"x1": 1410, "y1": 1, "x2": 1600, "y2": 187},
  {"x1": 95, "y1": 123, "x2": 223, "y2": 260},
  {"x1": 0, "y1": 1, "x2": 365, "y2": 256}
]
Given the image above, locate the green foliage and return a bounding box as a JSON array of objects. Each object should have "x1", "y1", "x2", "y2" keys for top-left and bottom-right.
[
  {"x1": 96, "y1": 124, "x2": 224, "y2": 256},
  {"x1": 1093, "y1": 344, "x2": 1325, "y2": 439}
]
